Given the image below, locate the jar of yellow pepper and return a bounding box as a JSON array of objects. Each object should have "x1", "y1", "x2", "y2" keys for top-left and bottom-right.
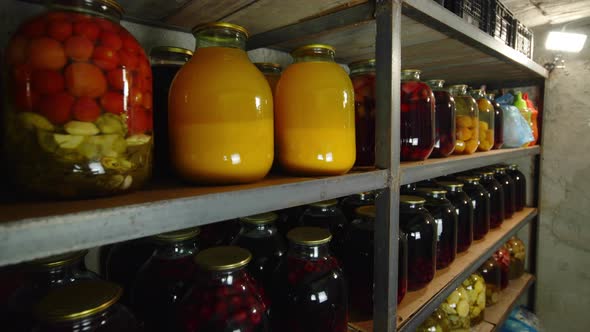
[
  {"x1": 449, "y1": 85, "x2": 479, "y2": 155},
  {"x1": 470, "y1": 89, "x2": 495, "y2": 151}
]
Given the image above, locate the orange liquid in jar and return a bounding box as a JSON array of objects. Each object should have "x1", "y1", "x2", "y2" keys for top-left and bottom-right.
[
  {"x1": 276, "y1": 62, "x2": 355, "y2": 175},
  {"x1": 168, "y1": 47, "x2": 273, "y2": 184}
]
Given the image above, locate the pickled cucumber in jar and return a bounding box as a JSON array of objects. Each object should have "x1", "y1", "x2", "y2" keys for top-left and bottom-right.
[
  {"x1": 505, "y1": 236, "x2": 526, "y2": 279},
  {"x1": 418, "y1": 308, "x2": 451, "y2": 332},
  {"x1": 439, "y1": 286, "x2": 471, "y2": 331},
  {"x1": 461, "y1": 273, "x2": 486, "y2": 325},
  {"x1": 479, "y1": 258, "x2": 502, "y2": 306}
]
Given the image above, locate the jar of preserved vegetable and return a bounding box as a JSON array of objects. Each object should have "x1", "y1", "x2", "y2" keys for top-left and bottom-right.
[
  {"x1": 416, "y1": 188, "x2": 458, "y2": 270},
  {"x1": 492, "y1": 165, "x2": 516, "y2": 219},
  {"x1": 478, "y1": 258, "x2": 501, "y2": 306},
  {"x1": 179, "y1": 246, "x2": 269, "y2": 332},
  {"x1": 440, "y1": 286, "x2": 471, "y2": 331},
  {"x1": 272, "y1": 227, "x2": 348, "y2": 332},
  {"x1": 150, "y1": 46, "x2": 192, "y2": 178},
  {"x1": 400, "y1": 195, "x2": 436, "y2": 291},
  {"x1": 232, "y1": 212, "x2": 287, "y2": 295},
  {"x1": 493, "y1": 246, "x2": 510, "y2": 289},
  {"x1": 400, "y1": 69, "x2": 435, "y2": 161},
  {"x1": 349, "y1": 59, "x2": 376, "y2": 167},
  {"x1": 169, "y1": 23, "x2": 273, "y2": 184},
  {"x1": 449, "y1": 85, "x2": 479, "y2": 155},
  {"x1": 456, "y1": 175, "x2": 490, "y2": 240},
  {"x1": 33, "y1": 281, "x2": 141, "y2": 332},
  {"x1": 507, "y1": 164, "x2": 526, "y2": 211},
  {"x1": 276, "y1": 44, "x2": 355, "y2": 175},
  {"x1": 476, "y1": 170, "x2": 505, "y2": 229},
  {"x1": 487, "y1": 93, "x2": 504, "y2": 149},
  {"x1": 505, "y1": 236, "x2": 526, "y2": 279},
  {"x1": 401, "y1": 183, "x2": 417, "y2": 195},
  {"x1": 3, "y1": 0, "x2": 153, "y2": 198},
  {"x1": 437, "y1": 181, "x2": 473, "y2": 253},
  {"x1": 471, "y1": 89, "x2": 495, "y2": 152},
  {"x1": 426, "y1": 79, "x2": 456, "y2": 158},
  {"x1": 418, "y1": 308, "x2": 451, "y2": 332},
  {"x1": 340, "y1": 191, "x2": 375, "y2": 222},
  {"x1": 300, "y1": 199, "x2": 348, "y2": 259},
  {"x1": 254, "y1": 63, "x2": 281, "y2": 96},
  {"x1": 462, "y1": 273, "x2": 486, "y2": 325},
  {"x1": 130, "y1": 227, "x2": 200, "y2": 332}
]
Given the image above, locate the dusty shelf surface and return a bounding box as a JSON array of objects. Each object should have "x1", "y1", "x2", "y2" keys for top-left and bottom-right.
[{"x1": 484, "y1": 273, "x2": 535, "y2": 330}]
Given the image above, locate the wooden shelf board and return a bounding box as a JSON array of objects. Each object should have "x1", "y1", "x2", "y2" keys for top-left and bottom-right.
[{"x1": 484, "y1": 273, "x2": 535, "y2": 328}]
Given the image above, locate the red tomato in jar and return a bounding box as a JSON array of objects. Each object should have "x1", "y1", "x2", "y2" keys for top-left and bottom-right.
[
  {"x1": 73, "y1": 21, "x2": 100, "y2": 41},
  {"x1": 48, "y1": 20, "x2": 73, "y2": 42},
  {"x1": 100, "y1": 91, "x2": 124, "y2": 115},
  {"x1": 99, "y1": 31, "x2": 122, "y2": 50},
  {"x1": 118, "y1": 49, "x2": 138, "y2": 70},
  {"x1": 28, "y1": 37, "x2": 67, "y2": 70},
  {"x1": 128, "y1": 106, "x2": 152, "y2": 134},
  {"x1": 20, "y1": 18, "x2": 46, "y2": 38},
  {"x1": 106, "y1": 68, "x2": 132, "y2": 91},
  {"x1": 65, "y1": 62, "x2": 107, "y2": 98},
  {"x1": 93, "y1": 46, "x2": 120, "y2": 71},
  {"x1": 73, "y1": 96, "x2": 102, "y2": 122},
  {"x1": 64, "y1": 35, "x2": 94, "y2": 61},
  {"x1": 38, "y1": 92, "x2": 74, "y2": 124},
  {"x1": 32, "y1": 69, "x2": 65, "y2": 95}
]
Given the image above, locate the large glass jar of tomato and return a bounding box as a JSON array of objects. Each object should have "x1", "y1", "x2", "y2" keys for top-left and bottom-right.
[
  {"x1": 400, "y1": 195, "x2": 436, "y2": 291},
  {"x1": 178, "y1": 246, "x2": 270, "y2": 332},
  {"x1": 450, "y1": 85, "x2": 479, "y2": 155},
  {"x1": 33, "y1": 281, "x2": 142, "y2": 332},
  {"x1": 438, "y1": 181, "x2": 473, "y2": 253},
  {"x1": 507, "y1": 164, "x2": 526, "y2": 211},
  {"x1": 150, "y1": 46, "x2": 192, "y2": 178},
  {"x1": 426, "y1": 79, "x2": 456, "y2": 158},
  {"x1": 492, "y1": 247, "x2": 511, "y2": 289},
  {"x1": 272, "y1": 227, "x2": 348, "y2": 332},
  {"x1": 471, "y1": 89, "x2": 495, "y2": 152},
  {"x1": 299, "y1": 199, "x2": 348, "y2": 259},
  {"x1": 457, "y1": 175, "x2": 490, "y2": 240},
  {"x1": 349, "y1": 59, "x2": 376, "y2": 167},
  {"x1": 492, "y1": 165, "x2": 516, "y2": 219},
  {"x1": 340, "y1": 191, "x2": 375, "y2": 222},
  {"x1": 478, "y1": 258, "x2": 501, "y2": 306},
  {"x1": 130, "y1": 227, "x2": 200, "y2": 332},
  {"x1": 475, "y1": 170, "x2": 505, "y2": 229},
  {"x1": 3, "y1": 0, "x2": 153, "y2": 198},
  {"x1": 400, "y1": 69, "x2": 435, "y2": 161},
  {"x1": 487, "y1": 93, "x2": 504, "y2": 149},
  {"x1": 169, "y1": 23, "x2": 273, "y2": 184}
]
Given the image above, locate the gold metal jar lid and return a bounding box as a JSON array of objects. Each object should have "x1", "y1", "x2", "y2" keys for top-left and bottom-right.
[
  {"x1": 437, "y1": 181, "x2": 464, "y2": 189},
  {"x1": 287, "y1": 227, "x2": 332, "y2": 246},
  {"x1": 240, "y1": 212, "x2": 278, "y2": 225},
  {"x1": 508, "y1": 164, "x2": 519, "y2": 170},
  {"x1": 30, "y1": 251, "x2": 87, "y2": 269},
  {"x1": 35, "y1": 281, "x2": 121, "y2": 322},
  {"x1": 475, "y1": 170, "x2": 495, "y2": 176},
  {"x1": 492, "y1": 164, "x2": 508, "y2": 171},
  {"x1": 292, "y1": 44, "x2": 335, "y2": 56},
  {"x1": 402, "y1": 68, "x2": 421, "y2": 74},
  {"x1": 309, "y1": 199, "x2": 338, "y2": 208},
  {"x1": 457, "y1": 174, "x2": 480, "y2": 182},
  {"x1": 349, "y1": 58, "x2": 376, "y2": 69},
  {"x1": 150, "y1": 46, "x2": 193, "y2": 57},
  {"x1": 355, "y1": 205, "x2": 376, "y2": 218},
  {"x1": 153, "y1": 227, "x2": 201, "y2": 242},
  {"x1": 192, "y1": 22, "x2": 249, "y2": 38},
  {"x1": 194, "y1": 246, "x2": 251, "y2": 271},
  {"x1": 400, "y1": 195, "x2": 426, "y2": 205},
  {"x1": 416, "y1": 187, "x2": 448, "y2": 195},
  {"x1": 98, "y1": 0, "x2": 125, "y2": 15}
]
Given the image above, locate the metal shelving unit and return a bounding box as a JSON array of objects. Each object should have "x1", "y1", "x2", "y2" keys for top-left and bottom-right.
[{"x1": 2, "y1": 1, "x2": 546, "y2": 331}]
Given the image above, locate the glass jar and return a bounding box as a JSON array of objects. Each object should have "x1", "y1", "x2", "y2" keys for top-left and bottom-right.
[
  {"x1": 33, "y1": 281, "x2": 141, "y2": 332},
  {"x1": 507, "y1": 164, "x2": 526, "y2": 211},
  {"x1": 150, "y1": 46, "x2": 192, "y2": 178},
  {"x1": 492, "y1": 247, "x2": 510, "y2": 289},
  {"x1": 2, "y1": 0, "x2": 153, "y2": 198},
  {"x1": 418, "y1": 308, "x2": 451, "y2": 332},
  {"x1": 476, "y1": 170, "x2": 505, "y2": 229},
  {"x1": 439, "y1": 286, "x2": 471, "y2": 331},
  {"x1": 130, "y1": 227, "x2": 200, "y2": 332},
  {"x1": 426, "y1": 79, "x2": 456, "y2": 158},
  {"x1": 492, "y1": 165, "x2": 516, "y2": 219},
  {"x1": 276, "y1": 44, "x2": 355, "y2": 175},
  {"x1": 449, "y1": 85, "x2": 479, "y2": 155},
  {"x1": 400, "y1": 195, "x2": 437, "y2": 291},
  {"x1": 299, "y1": 199, "x2": 348, "y2": 259},
  {"x1": 254, "y1": 63, "x2": 281, "y2": 96},
  {"x1": 487, "y1": 93, "x2": 504, "y2": 149},
  {"x1": 200, "y1": 219, "x2": 241, "y2": 249},
  {"x1": 470, "y1": 89, "x2": 495, "y2": 152},
  {"x1": 179, "y1": 246, "x2": 269, "y2": 332},
  {"x1": 456, "y1": 175, "x2": 490, "y2": 240},
  {"x1": 276, "y1": 206, "x2": 305, "y2": 238},
  {"x1": 400, "y1": 69, "x2": 435, "y2": 161},
  {"x1": 478, "y1": 258, "x2": 501, "y2": 306},
  {"x1": 232, "y1": 212, "x2": 287, "y2": 294},
  {"x1": 416, "y1": 188, "x2": 458, "y2": 270},
  {"x1": 401, "y1": 183, "x2": 417, "y2": 195},
  {"x1": 505, "y1": 236, "x2": 526, "y2": 279},
  {"x1": 271, "y1": 227, "x2": 348, "y2": 332},
  {"x1": 340, "y1": 191, "x2": 375, "y2": 222},
  {"x1": 349, "y1": 59, "x2": 376, "y2": 167},
  {"x1": 437, "y1": 181, "x2": 473, "y2": 253},
  {"x1": 462, "y1": 273, "x2": 486, "y2": 325},
  {"x1": 169, "y1": 23, "x2": 273, "y2": 184},
  {"x1": 514, "y1": 92, "x2": 533, "y2": 145},
  {"x1": 0, "y1": 251, "x2": 97, "y2": 332}
]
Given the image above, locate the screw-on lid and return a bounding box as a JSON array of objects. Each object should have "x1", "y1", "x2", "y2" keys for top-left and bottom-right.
[
  {"x1": 457, "y1": 174, "x2": 481, "y2": 183},
  {"x1": 194, "y1": 246, "x2": 251, "y2": 271},
  {"x1": 150, "y1": 46, "x2": 193, "y2": 57},
  {"x1": 309, "y1": 199, "x2": 339, "y2": 208},
  {"x1": 355, "y1": 205, "x2": 376, "y2": 218},
  {"x1": 292, "y1": 44, "x2": 335, "y2": 56},
  {"x1": 437, "y1": 181, "x2": 464, "y2": 190},
  {"x1": 416, "y1": 187, "x2": 448, "y2": 195},
  {"x1": 287, "y1": 227, "x2": 332, "y2": 246},
  {"x1": 400, "y1": 195, "x2": 426, "y2": 205},
  {"x1": 240, "y1": 212, "x2": 278, "y2": 225},
  {"x1": 153, "y1": 227, "x2": 201, "y2": 243},
  {"x1": 30, "y1": 251, "x2": 87, "y2": 269},
  {"x1": 192, "y1": 22, "x2": 249, "y2": 38}
]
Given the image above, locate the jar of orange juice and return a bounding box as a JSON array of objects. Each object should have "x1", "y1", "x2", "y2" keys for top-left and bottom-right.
[
  {"x1": 275, "y1": 44, "x2": 355, "y2": 175},
  {"x1": 168, "y1": 23, "x2": 274, "y2": 184}
]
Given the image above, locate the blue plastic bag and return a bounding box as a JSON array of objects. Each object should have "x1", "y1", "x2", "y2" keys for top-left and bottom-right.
[
  {"x1": 500, "y1": 105, "x2": 534, "y2": 148},
  {"x1": 500, "y1": 306, "x2": 544, "y2": 332}
]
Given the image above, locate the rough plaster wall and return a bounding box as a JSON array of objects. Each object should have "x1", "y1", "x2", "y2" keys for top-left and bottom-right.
[{"x1": 532, "y1": 22, "x2": 590, "y2": 331}]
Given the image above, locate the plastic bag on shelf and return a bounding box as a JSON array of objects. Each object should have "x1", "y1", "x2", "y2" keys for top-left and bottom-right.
[
  {"x1": 495, "y1": 93, "x2": 534, "y2": 148},
  {"x1": 500, "y1": 306, "x2": 544, "y2": 332}
]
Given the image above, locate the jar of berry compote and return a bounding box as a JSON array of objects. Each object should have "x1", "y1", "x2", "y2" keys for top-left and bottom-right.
[
  {"x1": 476, "y1": 170, "x2": 505, "y2": 229},
  {"x1": 426, "y1": 79, "x2": 456, "y2": 158},
  {"x1": 272, "y1": 227, "x2": 348, "y2": 332},
  {"x1": 492, "y1": 165, "x2": 516, "y2": 219},
  {"x1": 33, "y1": 280, "x2": 142, "y2": 332},
  {"x1": 437, "y1": 181, "x2": 473, "y2": 253},
  {"x1": 340, "y1": 191, "x2": 375, "y2": 222},
  {"x1": 400, "y1": 195, "x2": 437, "y2": 291},
  {"x1": 487, "y1": 94, "x2": 504, "y2": 149},
  {"x1": 507, "y1": 164, "x2": 526, "y2": 211},
  {"x1": 300, "y1": 199, "x2": 348, "y2": 259},
  {"x1": 349, "y1": 59, "x2": 376, "y2": 167},
  {"x1": 232, "y1": 212, "x2": 287, "y2": 296},
  {"x1": 478, "y1": 258, "x2": 502, "y2": 306},
  {"x1": 200, "y1": 219, "x2": 241, "y2": 249},
  {"x1": 492, "y1": 247, "x2": 510, "y2": 290},
  {"x1": 416, "y1": 188, "x2": 458, "y2": 269},
  {"x1": 457, "y1": 175, "x2": 490, "y2": 240},
  {"x1": 400, "y1": 69, "x2": 435, "y2": 161},
  {"x1": 130, "y1": 227, "x2": 200, "y2": 332},
  {"x1": 178, "y1": 246, "x2": 269, "y2": 332}
]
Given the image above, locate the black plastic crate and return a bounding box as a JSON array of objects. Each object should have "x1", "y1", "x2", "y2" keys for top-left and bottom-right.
[
  {"x1": 514, "y1": 20, "x2": 534, "y2": 58},
  {"x1": 446, "y1": 0, "x2": 491, "y2": 33},
  {"x1": 489, "y1": 0, "x2": 516, "y2": 46}
]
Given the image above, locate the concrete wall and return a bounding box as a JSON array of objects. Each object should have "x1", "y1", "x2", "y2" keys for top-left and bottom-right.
[{"x1": 532, "y1": 20, "x2": 590, "y2": 331}]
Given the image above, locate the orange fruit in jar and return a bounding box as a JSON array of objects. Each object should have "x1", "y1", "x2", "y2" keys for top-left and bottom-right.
[
  {"x1": 93, "y1": 46, "x2": 120, "y2": 71},
  {"x1": 32, "y1": 69, "x2": 65, "y2": 95},
  {"x1": 100, "y1": 91, "x2": 124, "y2": 115},
  {"x1": 48, "y1": 20, "x2": 73, "y2": 42},
  {"x1": 107, "y1": 68, "x2": 132, "y2": 91},
  {"x1": 38, "y1": 92, "x2": 74, "y2": 124},
  {"x1": 127, "y1": 106, "x2": 151, "y2": 134},
  {"x1": 14, "y1": 85, "x2": 39, "y2": 112},
  {"x1": 20, "y1": 18, "x2": 46, "y2": 38},
  {"x1": 465, "y1": 139, "x2": 479, "y2": 153},
  {"x1": 12, "y1": 63, "x2": 34, "y2": 84},
  {"x1": 6, "y1": 35, "x2": 28, "y2": 65},
  {"x1": 73, "y1": 96, "x2": 101, "y2": 122},
  {"x1": 99, "y1": 31, "x2": 122, "y2": 50},
  {"x1": 28, "y1": 37, "x2": 67, "y2": 70},
  {"x1": 73, "y1": 21, "x2": 100, "y2": 41},
  {"x1": 118, "y1": 49, "x2": 138, "y2": 70},
  {"x1": 65, "y1": 62, "x2": 107, "y2": 98},
  {"x1": 64, "y1": 35, "x2": 94, "y2": 61}
]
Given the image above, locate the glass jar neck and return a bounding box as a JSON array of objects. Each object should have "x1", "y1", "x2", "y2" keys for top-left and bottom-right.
[
  {"x1": 401, "y1": 70, "x2": 421, "y2": 81},
  {"x1": 471, "y1": 90, "x2": 486, "y2": 99},
  {"x1": 293, "y1": 48, "x2": 335, "y2": 63},
  {"x1": 449, "y1": 85, "x2": 468, "y2": 96},
  {"x1": 350, "y1": 64, "x2": 376, "y2": 77},
  {"x1": 400, "y1": 202, "x2": 425, "y2": 210},
  {"x1": 153, "y1": 238, "x2": 199, "y2": 259},
  {"x1": 202, "y1": 268, "x2": 248, "y2": 286},
  {"x1": 424, "y1": 193, "x2": 448, "y2": 201},
  {"x1": 426, "y1": 79, "x2": 445, "y2": 90},
  {"x1": 240, "y1": 222, "x2": 278, "y2": 236},
  {"x1": 150, "y1": 53, "x2": 192, "y2": 66},
  {"x1": 30, "y1": 259, "x2": 83, "y2": 287},
  {"x1": 254, "y1": 64, "x2": 282, "y2": 75},
  {"x1": 41, "y1": 308, "x2": 113, "y2": 330},
  {"x1": 49, "y1": 0, "x2": 122, "y2": 21},
  {"x1": 445, "y1": 186, "x2": 464, "y2": 193},
  {"x1": 494, "y1": 169, "x2": 507, "y2": 175},
  {"x1": 289, "y1": 243, "x2": 330, "y2": 260},
  {"x1": 194, "y1": 27, "x2": 247, "y2": 50},
  {"x1": 479, "y1": 173, "x2": 494, "y2": 180}
]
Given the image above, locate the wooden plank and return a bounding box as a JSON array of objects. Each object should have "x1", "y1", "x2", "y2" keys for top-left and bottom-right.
[
  {"x1": 473, "y1": 321, "x2": 495, "y2": 332},
  {"x1": 117, "y1": 0, "x2": 193, "y2": 22},
  {"x1": 164, "y1": 0, "x2": 257, "y2": 29},
  {"x1": 484, "y1": 274, "x2": 535, "y2": 327}
]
